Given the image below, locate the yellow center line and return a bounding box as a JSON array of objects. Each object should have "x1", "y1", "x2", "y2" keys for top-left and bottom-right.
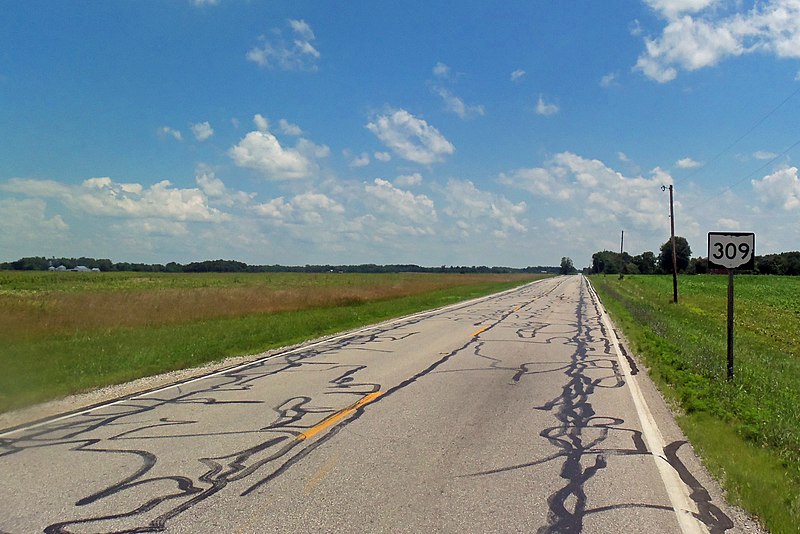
[
  {"x1": 297, "y1": 391, "x2": 383, "y2": 441},
  {"x1": 471, "y1": 325, "x2": 491, "y2": 337}
]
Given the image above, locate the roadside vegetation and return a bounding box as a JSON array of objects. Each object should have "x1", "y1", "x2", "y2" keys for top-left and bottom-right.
[
  {"x1": 0, "y1": 271, "x2": 544, "y2": 414},
  {"x1": 591, "y1": 274, "x2": 800, "y2": 532}
]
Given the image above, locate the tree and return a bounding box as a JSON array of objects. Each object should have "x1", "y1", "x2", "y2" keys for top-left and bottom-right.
[
  {"x1": 632, "y1": 251, "x2": 657, "y2": 275},
  {"x1": 658, "y1": 236, "x2": 691, "y2": 274},
  {"x1": 591, "y1": 250, "x2": 624, "y2": 274},
  {"x1": 560, "y1": 257, "x2": 576, "y2": 275}
]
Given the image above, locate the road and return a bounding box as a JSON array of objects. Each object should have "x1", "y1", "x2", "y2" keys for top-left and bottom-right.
[{"x1": 0, "y1": 275, "x2": 746, "y2": 533}]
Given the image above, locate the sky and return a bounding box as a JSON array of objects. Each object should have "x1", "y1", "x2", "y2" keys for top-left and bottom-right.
[{"x1": 2, "y1": 0, "x2": 800, "y2": 269}]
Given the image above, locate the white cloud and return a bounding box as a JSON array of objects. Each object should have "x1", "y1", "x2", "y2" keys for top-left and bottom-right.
[
  {"x1": 394, "y1": 172, "x2": 423, "y2": 187},
  {"x1": 752, "y1": 166, "x2": 800, "y2": 210},
  {"x1": 499, "y1": 152, "x2": 672, "y2": 231},
  {"x1": 535, "y1": 95, "x2": 559, "y2": 116},
  {"x1": 600, "y1": 72, "x2": 618, "y2": 87},
  {"x1": 618, "y1": 152, "x2": 631, "y2": 162},
  {"x1": 349, "y1": 152, "x2": 370, "y2": 167},
  {"x1": 433, "y1": 62, "x2": 451, "y2": 79},
  {"x1": 443, "y1": 179, "x2": 526, "y2": 236},
  {"x1": 2, "y1": 176, "x2": 228, "y2": 222},
  {"x1": 433, "y1": 86, "x2": 485, "y2": 119},
  {"x1": 510, "y1": 69, "x2": 526, "y2": 82},
  {"x1": 374, "y1": 151, "x2": 392, "y2": 162},
  {"x1": 0, "y1": 198, "x2": 68, "y2": 252},
  {"x1": 191, "y1": 121, "x2": 214, "y2": 141},
  {"x1": 644, "y1": 0, "x2": 718, "y2": 19},
  {"x1": 229, "y1": 130, "x2": 328, "y2": 180},
  {"x1": 158, "y1": 126, "x2": 183, "y2": 141},
  {"x1": 365, "y1": 178, "x2": 437, "y2": 226},
  {"x1": 753, "y1": 150, "x2": 778, "y2": 160},
  {"x1": 716, "y1": 217, "x2": 741, "y2": 229},
  {"x1": 192, "y1": 0, "x2": 219, "y2": 5},
  {"x1": 253, "y1": 114, "x2": 269, "y2": 132},
  {"x1": 676, "y1": 157, "x2": 702, "y2": 168},
  {"x1": 636, "y1": 0, "x2": 800, "y2": 82},
  {"x1": 195, "y1": 164, "x2": 255, "y2": 207},
  {"x1": 247, "y1": 19, "x2": 320, "y2": 71},
  {"x1": 252, "y1": 197, "x2": 293, "y2": 220},
  {"x1": 279, "y1": 118, "x2": 303, "y2": 136},
  {"x1": 366, "y1": 109, "x2": 455, "y2": 164}
]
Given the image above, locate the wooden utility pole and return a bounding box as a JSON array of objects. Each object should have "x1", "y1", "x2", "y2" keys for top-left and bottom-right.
[
  {"x1": 662, "y1": 185, "x2": 679, "y2": 303},
  {"x1": 620, "y1": 230, "x2": 624, "y2": 255},
  {"x1": 669, "y1": 185, "x2": 678, "y2": 303}
]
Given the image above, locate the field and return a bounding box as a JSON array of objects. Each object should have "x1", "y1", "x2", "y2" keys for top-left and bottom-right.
[
  {"x1": 591, "y1": 274, "x2": 800, "y2": 532},
  {"x1": 0, "y1": 271, "x2": 542, "y2": 414}
]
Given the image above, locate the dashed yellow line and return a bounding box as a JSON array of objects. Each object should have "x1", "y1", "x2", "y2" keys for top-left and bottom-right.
[
  {"x1": 471, "y1": 325, "x2": 491, "y2": 337},
  {"x1": 297, "y1": 391, "x2": 383, "y2": 441}
]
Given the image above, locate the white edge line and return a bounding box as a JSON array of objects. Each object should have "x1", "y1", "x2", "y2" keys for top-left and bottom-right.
[
  {"x1": 1, "y1": 277, "x2": 549, "y2": 438},
  {"x1": 585, "y1": 276, "x2": 706, "y2": 534}
]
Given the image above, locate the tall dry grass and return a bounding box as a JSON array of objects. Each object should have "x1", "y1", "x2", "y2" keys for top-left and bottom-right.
[{"x1": 1, "y1": 273, "x2": 532, "y2": 340}]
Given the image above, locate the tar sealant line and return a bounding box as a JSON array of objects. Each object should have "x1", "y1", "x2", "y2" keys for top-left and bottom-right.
[
  {"x1": 1, "y1": 278, "x2": 550, "y2": 438},
  {"x1": 584, "y1": 277, "x2": 706, "y2": 534}
]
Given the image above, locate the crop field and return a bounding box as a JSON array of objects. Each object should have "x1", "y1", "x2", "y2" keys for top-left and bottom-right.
[
  {"x1": 591, "y1": 274, "x2": 800, "y2": 532},
  {"x1": 0, "y1": 271, "x2": 542, "y2": 414}
]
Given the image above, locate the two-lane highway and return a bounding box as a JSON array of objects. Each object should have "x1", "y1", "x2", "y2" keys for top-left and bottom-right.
[{"x1": 1, "y1": 276, "x2": 743, "y2": 532}]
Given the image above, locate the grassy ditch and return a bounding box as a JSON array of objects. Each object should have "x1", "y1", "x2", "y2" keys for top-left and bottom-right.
[
  {"x1": 0, "y1": 271, "x2": 544, "y2": 413},
  {"x1": 590, "y1": 274, "x2": 800, "y2": 532}
]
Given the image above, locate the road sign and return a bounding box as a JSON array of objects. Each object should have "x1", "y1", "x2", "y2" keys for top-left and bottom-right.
[{"x1": 708, "y1": 232, "x2": 755, "y2": 270}]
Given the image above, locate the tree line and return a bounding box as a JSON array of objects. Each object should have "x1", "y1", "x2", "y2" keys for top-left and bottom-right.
[
  {"x1": 591, "y1": 237, "x2": 800, "y2": 276},
  {"x1": 1, "y1": 256, "x2": 563, "y2": 275}
]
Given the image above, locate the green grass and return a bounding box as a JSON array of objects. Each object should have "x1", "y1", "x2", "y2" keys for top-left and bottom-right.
[
  {"x1": 0, "y1": 272, "x2": 543, "y2": 413},
  {"x1": 591, "y1": 274, "x2": 800, "y2": 532}
]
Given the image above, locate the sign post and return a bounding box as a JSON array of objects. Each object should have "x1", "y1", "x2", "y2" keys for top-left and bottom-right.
[{"x1": 708, "y1": 232, "x2": 755, "y2": 381}]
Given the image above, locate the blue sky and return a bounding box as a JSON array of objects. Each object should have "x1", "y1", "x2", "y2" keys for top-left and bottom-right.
[{"x1": 2, "y1": 1, "x2": 800, "y2": 268}]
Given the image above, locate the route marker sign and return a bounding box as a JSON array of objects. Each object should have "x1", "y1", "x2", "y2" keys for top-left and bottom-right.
[
  {"x1": 707, "y1": 231, "x2": 755, "y2": 381},
  {"x1": 708, "y1": 232, "x2": 755, "y2": 270}
]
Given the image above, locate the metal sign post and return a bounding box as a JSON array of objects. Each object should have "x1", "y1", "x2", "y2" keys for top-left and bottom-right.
[{"x1": 708, "y1": 232, "x2": 755, "y2": 381}]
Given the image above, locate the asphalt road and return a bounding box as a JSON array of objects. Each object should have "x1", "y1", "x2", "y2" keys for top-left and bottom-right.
[{"x1": 0, "y1": 276, "x2": 750, "y2": 533}]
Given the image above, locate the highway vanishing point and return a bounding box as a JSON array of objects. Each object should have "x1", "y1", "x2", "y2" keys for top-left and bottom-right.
[{"x1": 1, "y1": 276, "x2": 752, "y2": 533}]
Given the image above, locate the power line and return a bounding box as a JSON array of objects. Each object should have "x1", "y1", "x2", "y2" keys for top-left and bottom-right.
[
  {"x1": 675, "y1": 84, "x2": 800, "y2": 186},
  {"x1": 685, "y1": 136, "x2": 800, "y2": 211}
]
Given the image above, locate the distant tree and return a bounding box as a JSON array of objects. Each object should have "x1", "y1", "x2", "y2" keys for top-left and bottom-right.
[
  {"x1": 658, "y1": 237, "x2": 691, "y2": 274},
  {"x1": 591, "y1": 251, "x2": 624, "y2": 274},
  {"x1": 560, "y1": 257, "x2": 576, "y2": 275},
  {"x1": 632, "y1": 251, "x2": 657, "y2": 275},
  {"x1": 687, "y1": 256, "x2": 708, "y2": 274}
]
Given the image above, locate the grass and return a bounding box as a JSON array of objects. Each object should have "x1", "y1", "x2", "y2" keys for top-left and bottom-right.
[
  {"x1": 0, "y1": 271, "x2": 545, "y2": 413},
  {"x1": 591, "y1": 274, "x2": 800, "y2": 532}
]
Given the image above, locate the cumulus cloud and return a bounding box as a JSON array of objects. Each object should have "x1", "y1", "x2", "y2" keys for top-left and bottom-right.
[
  {"x1": 636, "y1": 0, "x2": 800, "y2": 82},
  {"x1": 158, "y1": 126, "x2": 183, "y2": 141},
  {"x1": 253, "y1": 114, "x2": 269, "y2": 132},
  {"x1": 600, "y1": 72, "x2": 618, "y2": 87},
  {"x1": 535, "y1": 95, "x2": 559, "y2": 116},
  {"x1": 433, "y1": 86, "x2": 485, "y2": 119},
  {"x1": 247, "y1": 19, "x2": 320, "y2": 71},
  {"x1": 394, "y1": 172, "x2": 423, "y2": 187},
  {"x1": 195, "y1": 164, "x2": 255, "y2": 207},
  {"x1": 433, "y1": 62, "x2": 451, "y2": 79},
  {"x1": 0, "y1": 198, "x2": 68, "y2": 250},
  {"x1": 279, "y1": 118, "x2": 303, "y2": 136},
  {"x1": 374, "y1": 151, "x2": 392, "y2": 162},
  {"x1": 752, "y1": 166, "x2": 800, "y2": 210},
  {"x1": 365, "y1": 178, "x2": 437, "y2": 225},
  {"x1": 2, "y1": 176, "x2": 228, "y2": 222},
  {"x1": 753, "y1": 150, "x2": 778, "y2": 160},
  {"x1": 676, "y1": 157, "x2": 702, "y2": 168},
  {"x1": 366, "y1": 109, "x2": 455, "y2": 164},
  {"x1": 229, "y1": 123, "x2": 328, "y2": 180},
  {"x1": 349, "y1": 152, "x2": 370, "y2": 168},
  {"x1": 499, "y1": 152, "x2": 672, "y2": 230},
  {"x1": 443, "y1": 179, "x2": 526, "y2": 237},
  {"x1": 191, "y1": 121, "x2": 214, "y2": 141},
  {"x1": 510, "y1": 69, "x2": 526, "y2": 82}
]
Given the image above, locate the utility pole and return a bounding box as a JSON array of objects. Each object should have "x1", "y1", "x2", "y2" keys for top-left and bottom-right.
[
  {"x1": 663, "y1": 185, "x2": 678, "y2": 303},
  {"x1": 620, "y1": 230, "x2": 624, "y2": 255}
]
